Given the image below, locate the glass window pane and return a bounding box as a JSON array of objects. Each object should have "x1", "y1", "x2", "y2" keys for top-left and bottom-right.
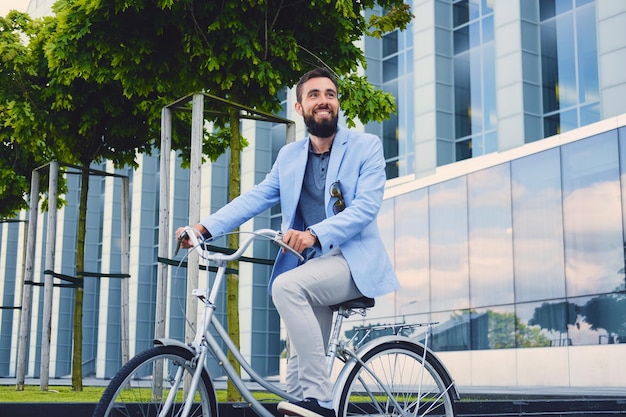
[
  {"x1": 383, "y1": 112, "x2": 399, "y2": 160},
  {"x1": 431, "y1": 311, "x2": 470, "y2": 351},
  {"x1": 469, "y1": 21, "x2": 480, "y2": 49},
  {"x1": 483, "y1": 44, "x2": 496, "y2": 131},
  {"x1": 576, "y1": 4, "x2": 599, "y2": 105},
  {"x1": 382, "y1": 55, "x2": 398, "y2": 83},
  {"x1": 559, "y1": 108, "x2": 578, "y2": 133},
  {"x1": 519, "y1": 300, "x2": 575, "y2": 347},
  {"x1": 469, "y1": 49, "x2": 483, "y2": 133},
  {"x1": 542, "y1": 0, "x2": 574, "y2": 19},
  {"x1": 453, "y1": 0, "x2": 470, "y2": 27},
  {"x1": 540, "y1": 0, "x2": 557, "y2": 21},
  {"x1": 580, "y1": 103, "x2": 600, "y2": 127},
  {"x1": 454, "y1": 26, "x2": 470, "y2": 54},
  {"x1": 479, "y1": 305, "x2": 516, "y2": 349},
  {"x1": 468, "y1": 164, "x2": 514, "y2": 307},
  {"x1": 456, "y1": 138, "x2": 472, "y2": 161},
  {"x1": 562, "y1": 132, "x2": 624, "y2": 296},
  {"x1": 484, "y1": 131, "x2": 497, "y2": 154},
  {"x1": 382, "y1": 30, "x2": 398, "y2": 57},
  {"x1": 511, "y1": 149, "x2": 566, "y2": 302},
  {"x1": 468, "y1": 0, "x2": 480, "y2": 20},
  {"x1": 620, "y1": 127, "x2": 626, "y2": 286},
  {"x1": 555, "y1": 14, "x2": 576, "y2": 109},
  {"x1": 429, "y1": 177, "x2": 469, "y2": 312},
  {"x1": 471, "y1": 135, "x2": 484, "y2": 157},
  {"x1": 394, "y1": 189, "x2": 430, "y2": 316},
  {"x1": 376, "y1": 199, "x2": 396, "y2": 319},
  {"x1": 481, "y1": 0, "x2": 493, "y2": 15},
  {"x1": 544, "y1": 112, "x2": 560, "y2": 137},
  {"x1": 568, "y1": 295, "x2": 626, "y2": 346},
  {"x1": 454, "y1": 53, "x2": 471, "y2": 138},
  {"x1": 541, "y1": 20, "x2": 559, "y2": 113}
]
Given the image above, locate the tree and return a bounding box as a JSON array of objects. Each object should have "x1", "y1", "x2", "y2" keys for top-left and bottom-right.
[
  {"x1": 0, "y1": 12, "x2": 51, "y2": 218},
  {"x1": 36, "y1": 0, "x2": 413, "y2": 396},
  {"x1": 0, "y1": 11, "x2": 188, "y2": 391}
]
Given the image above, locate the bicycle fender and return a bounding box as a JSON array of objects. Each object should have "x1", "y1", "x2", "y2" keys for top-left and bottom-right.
[
  {"x1": 153, "y1": 338, "x2": 196, "y2": 355},
  {"x1": 331, "y1": 335, "x2": 460, "y2": 403}
]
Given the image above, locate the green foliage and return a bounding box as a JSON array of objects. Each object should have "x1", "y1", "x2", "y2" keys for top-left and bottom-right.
[
  {"x1": 0, "y1": 12, "x2": 50, "y2": 217},
  {"x1": 368, "y1": 4, "x2": 413, "y2": 38},
  {"x1": 0, "y1": 143, "x2": 34, "y2": 216},
  {"x1": 339, "y1": 73, "x2": 397, "y2": 128},
  {"x1": 1, "y1": 0, "x2": 414, "y2": 219},
  {"x1": 47, "y1": 0, "x2": 413, "y2": 125}
]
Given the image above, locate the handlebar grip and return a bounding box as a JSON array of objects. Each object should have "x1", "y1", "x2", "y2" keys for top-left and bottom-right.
[
  {"x1": 273, "y1": 232, "x2": 305, "y2": 262},
  {"x1": 174, "y1": 227, "x2": 202, "y2": 257}
]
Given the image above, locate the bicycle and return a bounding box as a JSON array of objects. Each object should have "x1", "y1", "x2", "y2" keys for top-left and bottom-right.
[{"x1": 92, "y1": 227, "x2": 459, "y2": 417}]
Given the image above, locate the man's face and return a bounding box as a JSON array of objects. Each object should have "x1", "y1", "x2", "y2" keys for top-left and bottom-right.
[{"x1": 295, "y1": 76, "x2": 339, "y2": 138}]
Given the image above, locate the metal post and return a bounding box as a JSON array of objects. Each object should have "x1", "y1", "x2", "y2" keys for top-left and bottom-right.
[
  {"x1": 120, "y1": 176, "x2": 130, "y2": 365},
  {"x1": 156, "y1": 107, "x2": 172, "y2": 342},
  {"x1": 186, "y1": 94, "x2": 204, "y2": 345},
  {"x1": 40, "y1": 161, "x2": 58, "y2": 390},
  {"x1": 154, "y1": 106, "x2": 172, "y2": 398},
  {"x1": 16, "y1": 169, "x2": 40, "y2": 390}
]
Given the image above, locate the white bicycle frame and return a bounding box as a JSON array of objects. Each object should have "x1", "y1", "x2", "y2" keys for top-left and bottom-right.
[
  {"x1": 157, "y1": 228, "x2": 303, "y2": 417},
  {"x1": 156, "y1": 227, "x2": 459, "y2": 417}
]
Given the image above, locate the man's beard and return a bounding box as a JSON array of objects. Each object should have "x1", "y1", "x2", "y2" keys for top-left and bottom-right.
[{"x1": 303, "y1": 112, "x2": 338, "y2": 138}]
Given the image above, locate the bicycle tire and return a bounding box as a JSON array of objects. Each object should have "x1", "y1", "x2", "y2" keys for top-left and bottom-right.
[
  {"x1": 337, "y1": 340, "x2": 456, "y2": 417},
  {"x1": 92, "y1": 345, "x2": 217, "y2": 417}
]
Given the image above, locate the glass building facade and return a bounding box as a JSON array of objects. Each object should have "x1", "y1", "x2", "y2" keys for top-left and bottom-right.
[
  {"x1": 329, "y1": 114, "x2": 626, "y2": 389},
  {"x1": 1, "y1": 0, "x2": 625, "y2": 391},
  {"x1": 371, "y1": 119, "x2": 626, "y2": 387}
]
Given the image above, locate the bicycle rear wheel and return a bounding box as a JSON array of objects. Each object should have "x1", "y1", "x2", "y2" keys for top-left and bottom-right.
[
  {"x1": 92, "y1": 345, "x2": 217, "y2": 417},
  {"x1": 337, "y1": 340, "x2": 456, "y2": 417}
]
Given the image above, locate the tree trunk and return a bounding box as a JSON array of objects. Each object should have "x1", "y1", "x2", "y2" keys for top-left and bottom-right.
[
  {"x1": 226, "y1": 108, "x2": 242, "y2": 402},
  {"x1": 72, "y1": 165, "x2": 89, "y2": 391}
]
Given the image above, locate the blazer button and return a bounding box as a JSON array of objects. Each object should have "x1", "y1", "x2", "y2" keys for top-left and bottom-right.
[{"x1": 329, "y1": 244, "x2": 334, "y2": 249}]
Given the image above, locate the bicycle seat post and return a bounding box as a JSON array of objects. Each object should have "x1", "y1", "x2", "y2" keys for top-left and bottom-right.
[{"x1": 325, "y1": 308, "x2": 347, "y2": 374}]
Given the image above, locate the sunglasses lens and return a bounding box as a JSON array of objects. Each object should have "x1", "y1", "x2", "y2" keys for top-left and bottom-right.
[
  {"x1": 330, "y1": 181, "x2": 345, "y2": 214},
  {"x1": 333, "y1": 200, "x2": 345, "y2": 214}
]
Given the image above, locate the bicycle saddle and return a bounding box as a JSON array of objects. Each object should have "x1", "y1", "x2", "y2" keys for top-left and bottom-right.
[{"x1": 330, "y1": 296, "x2": 375, "y2": 311}]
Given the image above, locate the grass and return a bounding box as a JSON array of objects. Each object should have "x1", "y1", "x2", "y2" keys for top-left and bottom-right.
[
  {"x1": 0, "y1": 385, "x2": 106, "y2": 402},
  {"x1": 0, "y1": 385, "x2": 282, "y2": 403}
]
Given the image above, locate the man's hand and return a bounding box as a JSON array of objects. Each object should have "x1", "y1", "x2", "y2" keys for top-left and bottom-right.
[
  {"x1": 281, "y1": 229, "x2": 317, "y2": 253},
  {"x1": 175, "y1": 224, "x2": 209, "y2": 249}
]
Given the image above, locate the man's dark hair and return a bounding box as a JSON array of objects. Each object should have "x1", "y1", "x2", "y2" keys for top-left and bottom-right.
[{"x1": 295, "y1": 67, "x2": 339, "y2": 103}]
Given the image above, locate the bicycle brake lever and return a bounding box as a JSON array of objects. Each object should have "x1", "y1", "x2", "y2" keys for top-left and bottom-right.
[
  {"x1": 174, "y1": 231, "x2": 188, "y2": 256},
  {"x1": 273, "y1": 232, "x2": 305, "y2": 262}
]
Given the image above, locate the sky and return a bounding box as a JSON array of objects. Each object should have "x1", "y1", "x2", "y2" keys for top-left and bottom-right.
[{"x1": 1, "y1": 0, "x2": 30, "y2": 16}]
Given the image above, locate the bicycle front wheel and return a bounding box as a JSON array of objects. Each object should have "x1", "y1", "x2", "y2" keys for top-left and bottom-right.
[
  {"x1": 337, "y1": 341, "x2": 456, "y2": 417},
  {"x1": 92, "y1": 345, "x2": 217, "y2": 417}
]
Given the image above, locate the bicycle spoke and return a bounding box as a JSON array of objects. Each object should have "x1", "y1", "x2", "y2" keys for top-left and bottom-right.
[{"x1": 338, "y1": 342, "x2": 456, "y2": 417}]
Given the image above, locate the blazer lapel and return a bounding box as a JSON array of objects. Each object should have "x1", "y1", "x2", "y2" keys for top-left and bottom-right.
[
  {"x1": 326, "y1": 128, "x2": 348, "y2": 206},
  {"x1": 285, "y1": 138, "x2": 309, "y2": 218}
]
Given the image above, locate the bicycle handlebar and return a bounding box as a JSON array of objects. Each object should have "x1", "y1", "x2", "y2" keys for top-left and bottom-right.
[{"x1": 178, "y1": 227, "x2": 305, "y2": 263}]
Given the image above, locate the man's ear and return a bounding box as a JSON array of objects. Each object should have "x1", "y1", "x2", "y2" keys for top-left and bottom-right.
[{"x1": 294, "y1": 101, "x2": 303, "y2": 116}]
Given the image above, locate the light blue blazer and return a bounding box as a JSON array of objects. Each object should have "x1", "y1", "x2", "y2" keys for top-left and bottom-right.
[{"x1": 200, "y1": 126, "x2": 399, "y2": 298}]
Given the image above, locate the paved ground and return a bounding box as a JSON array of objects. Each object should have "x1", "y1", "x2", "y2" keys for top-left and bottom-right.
[
  {"x1": 2, "y1": 377, "x2": 625, "y2": 417},
  {"x1": 2, "y1": 376, "x2": 625, "y2": 398}
]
